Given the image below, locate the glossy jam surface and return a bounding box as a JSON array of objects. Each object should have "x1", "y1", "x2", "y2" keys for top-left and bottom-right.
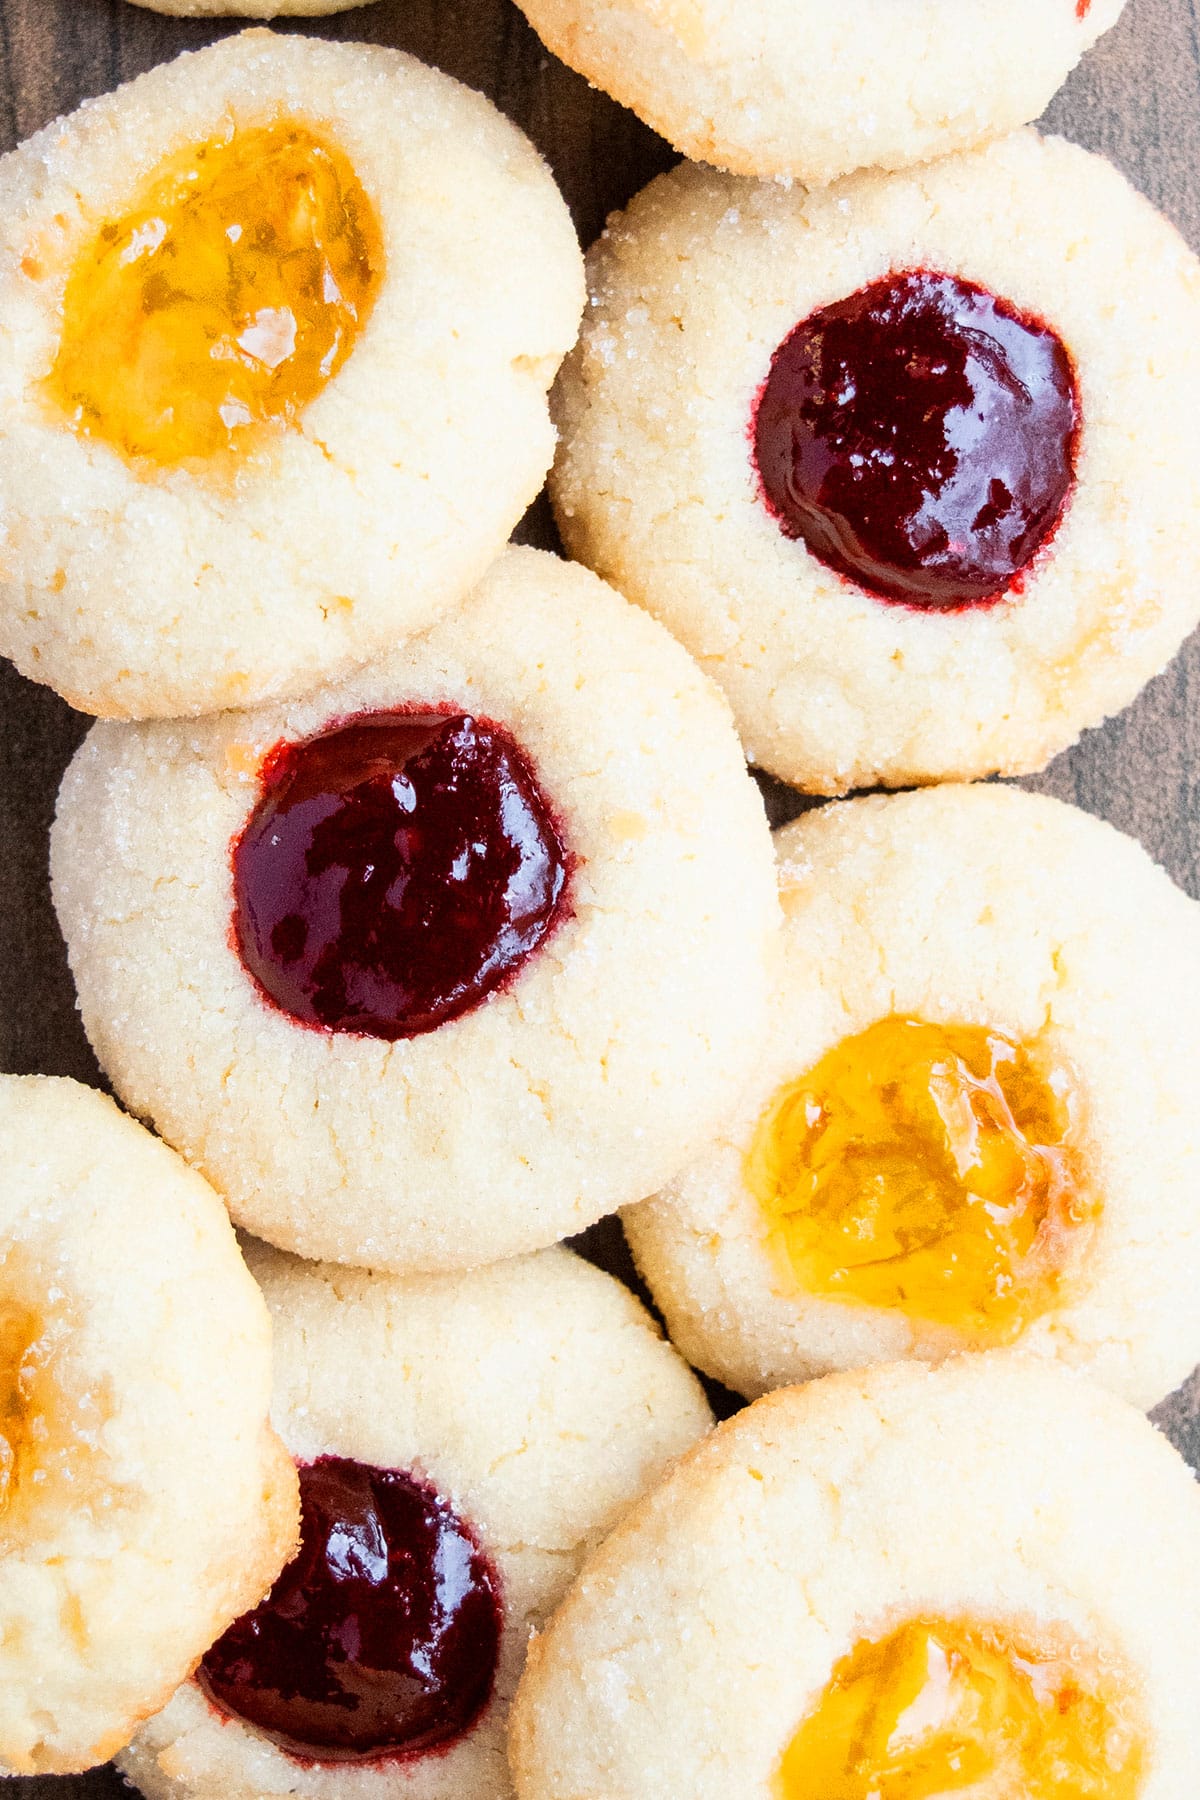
[
  {"x1": 0, "y1": 1300, "x2": 51, "y2": 1510},
  {"x1": 747, "y1": 1017, "x2": 1091, "y2": 1337},
  {"x1": 233, "y1": 710, "x2": 568, "y2": 1040},
  {"x1": 47, "y1": 119, "x2": 383, "y2": 470},
  {"x1": 778, "y1": 1618, "x2": 1143, "y2": 1800},
  {"x1": 752, "y1": 271, "x2": 1079, "y2": 609},
  {"x1": 198, "y1": 1457, "x2": 502, "y2": 1764}
]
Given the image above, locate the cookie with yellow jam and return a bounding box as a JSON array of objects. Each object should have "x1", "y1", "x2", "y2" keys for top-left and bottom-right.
[
  {"x1": 509, "y1": 1356, "x2": 1200, "y2": 1800},
  {"x1": 119, "y1": 1244, "x2": 711, "y2": 1800},
  {"x1": 624, "y1": 784, "x2": 1200, "y2": 1408},
  {"x1": 0, "y1": 1076, "x2": 298, "y2": 1775},
  {"x1": 0, "y1": 31, "x2": 584, "y2": 718},
  {"x1": 552, "y1": 137, "x2": 1200, "y2": 791},
  {"x1": 512, "y1": 0, "x2": 1125, "y2": 183},
  {"x1": 51, "y1": 548, "x2": 777, "y2": 1272}
]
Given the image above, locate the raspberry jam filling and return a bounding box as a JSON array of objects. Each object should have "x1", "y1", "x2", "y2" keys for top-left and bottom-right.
[
  {"x1": 198, "y1": 1457, "x2": 503, "y2": 1764},
  {"x1": 232, "y1": 710, "x2": 568, "y2": 1040},
  {"x1": 46, "y1": 119, "x2": 383, "y2": 469},
  {"x1": 746, "y1": 1017, "x2": 1094, "y2": 1338},
  {"x1": 777, "y1": 1617, "x2": 1143, "y2": 1799},
  {"x1": 752, "y1": 270, "x2": 1080, "y2": 610}
]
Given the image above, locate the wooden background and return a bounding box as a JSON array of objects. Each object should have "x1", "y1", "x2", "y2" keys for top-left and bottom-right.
[{"x1": 1, "y1": 0, "x2": 1198, "y2": 1790}]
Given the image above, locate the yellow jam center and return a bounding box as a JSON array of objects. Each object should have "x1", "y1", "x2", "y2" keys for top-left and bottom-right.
[
  {"x1": 746, "y1": 1016, "x2": 1091, "y2": 1337},
  {"x1": 0, "y1": 1297, "x2": 63, "y2": 1511},
  {"x1": 46, "y1": 118, "x2": 384, "y2": 470},
  {"x1": 778, "y1": 1618, "x2": 1143, "y2": 1800}
]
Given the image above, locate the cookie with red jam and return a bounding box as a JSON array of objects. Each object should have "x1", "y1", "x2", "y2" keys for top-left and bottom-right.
[
  {"x1": 51, "y1": 547, "x2": 777, "y2": 1271},
  {"x1": 119, "y1": 1243, "x2": 711, "y2": 1800},
  {"x1": 513, "y1": 0, "x2": 1124, "y2": 183},
  {"x1": 509, "y1": 1356, "x2": 1200, "y2": 1800},
  {"x1": 0, "y1": 1076, "x2": 297, "y2": 1775},
  {"x1": 624, "y1": 785, "x2": 1200, "y2": 1408},
  {"x1": 552, "y1": 133, "x2": 1200, "y2": 792},
  {"x1": 0, "y1": 31, "x2": 583, "y2": 719}
]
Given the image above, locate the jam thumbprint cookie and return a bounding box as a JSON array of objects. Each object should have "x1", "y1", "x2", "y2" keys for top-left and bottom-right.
[
  {"x1": 0, "y1": 31, "x2": 584, "y2": 719},
  {"x1": 510, "y1": 1356, "x2": 1200, "y2": 1800},
  {"x1": 512, "y1": 0, "x2": 1125, "y2": 184},
  {"x1": 552, "y1": 134, "x2": 1200, "y2": 792},
  {"x1": 119, "y1": 1244, "x2": 711, "y2": 1800},
  {"x1": 130, "y1": 0, "x2": 370, "y2": 18},
  {"x1": 0, "y1": 1076, "x2": 298, "y2": 1775},
  {"x1": 51, "y1": 548, "x2": 777, "y2": 1271},
  {"x1": 624, "y1": 785, "x2": 1200, "y2": 1409}
]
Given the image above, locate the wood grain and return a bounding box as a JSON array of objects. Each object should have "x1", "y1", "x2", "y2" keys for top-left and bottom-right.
[{"x1": 0, "y1": 0, "x2": 1197, "y2": 1788}]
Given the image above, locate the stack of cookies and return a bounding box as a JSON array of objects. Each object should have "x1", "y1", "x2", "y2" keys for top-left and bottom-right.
[{"x1": 1, "y1": 4, "x2": 1199, "y2": 1797}]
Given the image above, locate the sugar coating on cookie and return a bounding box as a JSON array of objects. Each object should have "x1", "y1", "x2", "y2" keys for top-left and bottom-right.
[
  {"x1": 51, "y1": 546, "x2": 778, "y2": 1272},
  {"x1": 119, "y1": 1243, "x2": 712, "y2": 1800},
  {"x1": 514, "y1": 0, "x2": 1125, "y2": 183},
  {"x1": 128, "y1": 0, "x2": 369, "y2": 16},
  {"x1": 0, "y1": 30, "x2": 584, "y2": 719},
  {"x1": 509, "y1": 1355, "x2": 1200, "y2": 1799},
  {"x1": 552, "y1": 135, "x2": 1200, "y2": 792},
  {"x1": 624, "y1": 785, "x2": 1200, "y2": 1410},
  {"x1": 0, "y1": 1076, "x2": 298, "y2": 1776}
]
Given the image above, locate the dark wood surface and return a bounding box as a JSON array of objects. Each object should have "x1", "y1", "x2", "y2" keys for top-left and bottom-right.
[{"x1": 1, "y1": 0, "x2": 1198, "y2": 1790}]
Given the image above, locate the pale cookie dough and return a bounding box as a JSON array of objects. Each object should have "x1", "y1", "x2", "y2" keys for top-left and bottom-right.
[
  {"x1": 552, "y1": 135, "x2": 1200, "y2": 792},
  {"x1": 120, "y1": 1242, "x2": 712, "y2": 1800},
  {"x1": 514, "y1": 0, "x2": 1126, "y2": 183},
  {"x1": 625, "y1": 785, "x2": 1200, "y2": 1410},
  {"x1": 0, "y1": 30, "x2": 584, "y2": 719},
  {"x1": 509, "y1": 1355, "x2": 1200, "y2": 1800},
  {"x1": 0, "y1": 1076, "x2": 298, "y2": 1776},
  {"x1": 51, "y1": 547, "x2": 777, "y2": 1272}
]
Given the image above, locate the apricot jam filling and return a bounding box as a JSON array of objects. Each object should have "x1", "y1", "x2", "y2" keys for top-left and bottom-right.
[
  {"x1": 46, "y1": 118, "x2": 383, "y2": 470},
  {"x1": 746, "y1": 1016, "x2": 1093, "y2": 1337},
  {"x1": 777, "y1": 1617, "x2": 1143, "y2": 1800}
]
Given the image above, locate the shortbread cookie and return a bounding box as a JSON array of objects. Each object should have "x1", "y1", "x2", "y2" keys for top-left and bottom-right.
[
  {"x1": 130, "y1": 0, "x2": 369, "y2": 15},
  {"x1": 120, "y1": 1243, "x2": 712, "y2": 1800},
  {"x1": 0, "y1": 1076, "x2": 298, "y2": 1775},
  {"x1": 514, "y1": 0, "x2": 1125, "y2": 183},
  {"x1": 51, "y1": 547, "x2": 777, "y2": 1272},
  {"x1": 552, "y1": 135, "x2": 1200, "y2": 792},
  {"x1": 0, "y1": 31, "x2": 583, "y2": 719},
  {"x1": 624, "y1": 785, "x2": 1200, "y2": 1409},
  {"x1": 510, "y1": 1356, "x2": 1200, "y2": 1799}
]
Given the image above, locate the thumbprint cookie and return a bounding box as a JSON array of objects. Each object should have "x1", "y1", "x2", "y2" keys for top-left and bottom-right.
[
  {"x1": 0, "y1": 31, "x2": 583, "y2": 718},
  {"x1": 510, "y1": 1355, "x2": 1200, "y2": 1800},
  {"x1": 51, "y1": 547, "x2": 777, "y2": 1271},
  {"x1": 0, "y1": 1076, "x2": 298, "y2": 1774},
  {"x1": 120, "y1": 1243, "x2": 711, "y2": 1800},
  {"x1": 625, "y1": 785, "x2": 1200, "y2": 1408},
  {"x1": 552, "y1": 135, "x2": 1200, "y2": 792},
  {"x1": 513, "y1": 0, "x2": 1125, "y2": 183}
]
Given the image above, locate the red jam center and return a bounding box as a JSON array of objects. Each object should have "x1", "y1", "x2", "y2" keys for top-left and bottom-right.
[
  {"x1": 752, "y1": 270, "x2": 1080, "y2": 610},
  {"x1": 197, "y1": 1457, "x2": 503, "y2": 1764},
  {"x1": 232, "y1": 710, "x2": 568, "y2": 1039}
]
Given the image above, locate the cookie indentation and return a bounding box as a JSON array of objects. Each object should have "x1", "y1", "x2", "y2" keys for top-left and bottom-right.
[
  {"x1": 198, "y1": 1457, "x2": 502, "y2": 1764},
  {"x1": 232, "y1": 709, "x2": 569, "y2": 1040},
  {"x1": 752, "y1": 271, "x2": 1079, "y2": 610},
  {"x1": 747, "y1": 1016, "x2": 1092, "y2": 1336},
  {"x1": 46, "y1": 120, "x2": 383, "y2": 470},
  {"x1": 778, "y1": 1617, "x2": 1143, "y2": 1799}
]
